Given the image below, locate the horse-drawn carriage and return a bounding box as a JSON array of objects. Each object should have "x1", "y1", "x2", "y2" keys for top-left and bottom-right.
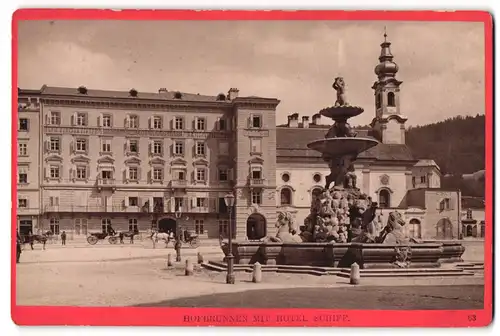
[{"x1": 87, "y1": 232, "x2": 119, "y2": 245}]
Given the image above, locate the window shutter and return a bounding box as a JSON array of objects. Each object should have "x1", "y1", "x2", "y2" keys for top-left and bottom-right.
[
  {"x1": 55, "y1": 197, "x2": 60, "y2": 206},
  {"x1": 70, "y1": 141, "x2": 74, "y2": 154},
  {"x1": 191, "y1": 197, "x2": 195, "y2": 210},
  {"x1": 170, "y1": 119, "x2": 174, "y2": 130},
  {"x1": 98, "y1": 114, "x2": 103, "y2": 127},
  {"x1": 124, "y1": 116, "x2": 129, "y2": 128},
  {"x1": 69, "y1": 167, "x2": 74, "y2": 180},
  {"x1": 148, "y1": 117, "x2": 152, "y2": 129},
  {"x1": 45, "y1": 114, "x2": 50, "y2": 125},
  {"x1": 147, "y1": 170, "x2": 152, "y2": 184},
  {"x1": 44, "y1": 167, "x2": 49, "y2": 179},
  {"x1": 248, "y1": 116, "x2": 252, "y2": 128},
  {"x1": 137, "y1": 167, "x2": 142, "y2": 181},
  {"x1": 44, "y1": 140, "x2": 49, "y2": 152},
  {"x1": 26, "y1": 198, "x2": 29, "y2": 209},
  {"x1": 192, "y1": 118, "x2": 196, "y2": 130},
  {"x1": 450, "y1": 198, "x2": 455, "y2": 210},
  {"x1": 229, "y1": 168, "x2": 234, "y2": 180},
  {"x1": 122, "y1": 168, "x2": 127, "y2": 183},
  {"x1": 215, "y1": 118, "x2": 220, "y2": 131},
  {"x1": 436, "y1": 200, "x2": 442, "y2": 211},
  {"x1": 148, "y1": 141, "x2": 152, "y2": 155},
  {"x1": 71, "y1": 113, "x2": 77, "y2": 126},
  {"x1": 124, "y1": 197, "x2": 129, "y2": 207}
]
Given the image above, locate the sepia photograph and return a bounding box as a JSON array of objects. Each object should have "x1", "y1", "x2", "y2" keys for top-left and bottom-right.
[{"x1": 12, "y1": 10, "x2": 492, "y2": 327}]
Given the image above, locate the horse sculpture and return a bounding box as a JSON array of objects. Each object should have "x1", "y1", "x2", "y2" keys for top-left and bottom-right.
[{"x1": 263, "y1": 211, "x2": 302, "y2": 243}]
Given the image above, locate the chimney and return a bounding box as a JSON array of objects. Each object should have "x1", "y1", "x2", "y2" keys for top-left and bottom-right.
[
  {"x1": 228, "y1": 88, "x2": 239, "y2": 100},
  {"x1": 312, "y1": 113, "x2": 321, "y2": 125},
  {"x1": 287, "y1": 113, "x2": 299, "y2": 128},
  {"x1": 158, "y1": 88, "x2": 168, "y2": 94},
  {"x1": 302, "y1": 116, "x2": 310, "y2": 128}
]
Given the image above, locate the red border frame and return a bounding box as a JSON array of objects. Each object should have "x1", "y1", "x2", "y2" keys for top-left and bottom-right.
[{"x1": 11, "y1": 9, "x2": 493, "y2": 327}]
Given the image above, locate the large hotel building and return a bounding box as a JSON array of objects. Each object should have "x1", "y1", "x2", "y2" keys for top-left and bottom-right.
[{"x1": 16, "y1": 37, "x2": 469, "y2": 241}]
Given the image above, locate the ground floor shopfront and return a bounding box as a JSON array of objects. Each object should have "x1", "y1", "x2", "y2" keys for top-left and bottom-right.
[{"x1": 35, "y1": 209, "x2": 273, "y2": 241}]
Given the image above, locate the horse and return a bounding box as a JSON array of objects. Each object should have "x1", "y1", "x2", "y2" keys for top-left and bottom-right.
[
  {"x1": 150, "y1": 230, "x2": 172, "y2": 249},
  {"x1": 25, "y1": 234, "x2": 48, "y2": 250},
  {"x1": 119, "y1": 231, "x2": 140, "y2": 244}
]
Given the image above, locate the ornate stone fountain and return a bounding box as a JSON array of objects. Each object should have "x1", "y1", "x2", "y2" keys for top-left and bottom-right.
[{"x1": 218, "y1": 78, "x2": 466, "y2": 270}]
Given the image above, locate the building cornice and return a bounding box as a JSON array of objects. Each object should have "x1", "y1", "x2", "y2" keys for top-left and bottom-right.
[
  {"x1": 41, "y1": 97, "x2": 234, "y2": 112},
  {"x1": 41, "y1": 96, "x2": 280, "y2": 112},
  {"x1": 43, "y1": 126, "x2": 231, "y2": 139}
]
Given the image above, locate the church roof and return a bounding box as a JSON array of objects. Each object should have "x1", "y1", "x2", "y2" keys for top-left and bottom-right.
[
  {"x1": 461, "y1": 196, "x2": 485, "y2": 209},
  {"x1": 276, "y1": 127, "x2": 415, "y2": 162}
]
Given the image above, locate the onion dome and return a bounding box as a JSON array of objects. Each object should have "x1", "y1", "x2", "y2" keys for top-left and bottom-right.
[{"x1": 374, "y1": 31, "x2": 399, "y2": 80}]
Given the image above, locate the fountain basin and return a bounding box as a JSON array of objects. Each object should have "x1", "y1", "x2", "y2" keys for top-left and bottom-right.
[
  {"x1": 227, "y1": 241, "x2": 450, "y2": 269},
  {"x1": 319, "y1": 105, "x2": 364, "y2": 120},
  {"x1": 423, "y1": 240, "x2": 466, "y2": 263},
  {"x1": 307, "y1": 137, "x2": 379, "y2": 157}
]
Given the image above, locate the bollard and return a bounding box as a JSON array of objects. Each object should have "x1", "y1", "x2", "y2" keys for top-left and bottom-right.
[
  {"x1": 167, "y1": 253, "x2": 174, "y2": 267},
  {"x1": 350, "y1": 262, "x2": 360, "y2": 285},
  {"x1": 185, "y1": 259, "x2": 194, "y2": 276},
  {"x1": 175, "y1": 239, "x2": 182, "y2": 262},
  {"x1": 252, "y1": 262, "x2": 262, "y2": 283},
  {"x1": 197, "y1": 252, "x2": 204, "y2": 264}
]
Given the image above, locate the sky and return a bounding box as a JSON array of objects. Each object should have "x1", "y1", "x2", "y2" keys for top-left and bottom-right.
[{"x1": 17, "y1": 20, "x2": 485, "y2": 126}]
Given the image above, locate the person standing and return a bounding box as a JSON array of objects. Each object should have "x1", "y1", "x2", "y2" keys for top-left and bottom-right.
[
  {"x1": 61, "y1": 231, "x2": 67, "y2": 245},
  {"x1": 16, "y1": 230, "x2": 22, "y2": 263}
]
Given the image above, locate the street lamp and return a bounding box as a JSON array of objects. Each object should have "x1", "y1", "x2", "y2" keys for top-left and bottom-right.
[
  {"x1": 174, "y1": 206, "x2": 183, "y2": 262},
  {"x1": 224, "y1": 192, "x2": 236, "y2": 284}
]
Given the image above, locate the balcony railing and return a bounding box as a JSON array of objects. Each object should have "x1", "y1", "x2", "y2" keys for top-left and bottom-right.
[
  {"x1": 249, "y1": 178, "x2": 265, "y2": 187},
  {"x1": 96, "y1": 177, "x2": 116, "y2": 190},
  {"x1": 170, "y1": 179, "x2": 188, "y2": 188},
  {"x1": 43, "y1": 197, "x2": 230, "y2": 214}
]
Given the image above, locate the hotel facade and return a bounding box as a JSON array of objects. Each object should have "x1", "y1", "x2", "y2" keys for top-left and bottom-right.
[{"x1": 16, "y1": 37, "x2": 465, "y2": 241}]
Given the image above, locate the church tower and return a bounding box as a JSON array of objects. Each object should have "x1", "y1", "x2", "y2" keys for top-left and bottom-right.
[{"x1": 370, "y1": 31, "x2": 408, "y2": 144}]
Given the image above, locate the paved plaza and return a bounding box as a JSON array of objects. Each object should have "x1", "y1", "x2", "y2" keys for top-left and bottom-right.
[{"x1": 16, "y1": 240, "x2": 485, "y2": 308}]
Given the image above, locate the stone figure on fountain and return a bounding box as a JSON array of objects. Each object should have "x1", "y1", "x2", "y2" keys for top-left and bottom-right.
[
  {"x1": 333, "y1": 77, "x2": 348, "y2": 107},
  {"x1": 264, "y1": 211, "x2": 302, "y2": 243}
]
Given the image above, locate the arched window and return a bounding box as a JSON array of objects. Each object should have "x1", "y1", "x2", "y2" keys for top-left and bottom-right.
[
  {"x1": 378, "y1": 189, "x2": 390, "y2": 208},
  {"x1": 376, "y1": 93, "x2": 381, "y2": 109},
  {"x1": 280, "y1": 188, "x2": 292, "y2": 206},
  {"x1": 408, "y1": 218, "x2": 421, "y2": 239},
  {"x1": 387, "y1": 92, "x2": 395, "y2": 107},
  {"x1": 312, "y1": 187, "x2": 323, "y2": 197}
]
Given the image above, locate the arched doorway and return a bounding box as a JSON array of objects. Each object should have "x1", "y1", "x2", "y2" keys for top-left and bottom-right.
[
  {"x1": 465, "y1": 225, "x2": 473, "y2": 237},
  {"x1": 158, "y1": 218, "x2": 177, "y2": 234},
  {"x1": 436, "y1": 218, "x2": 453, "y2": 239},
  {"x1": 408, "y1": 218, "x2": 421, "y2": 239},
  {"x1": 246, "y1": 213, "x2": 266, "y2": 240},
  {"x1": 378, "y1": 189, "x2": 390, "y2": 208}
]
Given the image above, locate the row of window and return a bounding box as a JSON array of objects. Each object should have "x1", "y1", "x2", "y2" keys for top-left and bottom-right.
[
  {"x1": 21, "y1": 113, "x2": 265, "y2": 133},
  {"x1": 45, "y1": 112, "x2": 233, "y2": 131},
  {"x1": 43, "y1": 136, "x2": 238, "y2": 156},
  {"x1": 375, "y1": 91, "x2": 397, "y2": 109},
  {"x1": 40, "y1": 165, "x2": 223, "y2": 183},
  {"x1": 282, "y1": 172, "x2": 322, "y2": 183},
  {"x1": 45, "y1": 218, "x2": 228, "y2": 236}
]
